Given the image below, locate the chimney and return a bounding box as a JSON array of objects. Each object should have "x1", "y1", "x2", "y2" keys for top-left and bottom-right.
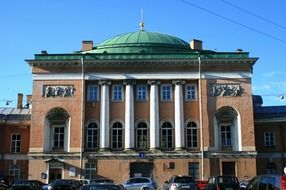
[
  {"x1": 81, "y1": 41, "x2": 93, "y2": 51},
  {"x1": 17, "y1": 93, "x2": 23, "y2": 109},
  {"x1": 190, "y1": 39, "x2": 203, "y2": 50}
]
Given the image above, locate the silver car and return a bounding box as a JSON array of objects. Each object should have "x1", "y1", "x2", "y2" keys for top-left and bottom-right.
[
  {"x1": 164, "y1": 175, "x2": 198, "y2": 190},
  {"x1": 123, "y1": 177, "x2": 157, "y2": 190}
]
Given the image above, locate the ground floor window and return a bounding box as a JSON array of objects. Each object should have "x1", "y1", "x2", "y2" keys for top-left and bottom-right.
[
  {"x1": 188, "y1": 162, "x2": 199, "y2": 179},
  {"x1": 9, "y1": 165, "x2": 20, "y2": 180},
  {"x1": 85, "y1": 162, "x2": 96, "y2": 180}
]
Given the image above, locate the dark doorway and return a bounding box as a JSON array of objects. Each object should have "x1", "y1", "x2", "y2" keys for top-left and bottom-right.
[
  {"x1": 49, "y1": 168, "x2": 62, "y2": 183},
  {"x1": 130, "y1": 162, "x2": 154, "y2": 178},
  {"x1": 222, "y1": 162, "x2": 236, "y2": 176}
]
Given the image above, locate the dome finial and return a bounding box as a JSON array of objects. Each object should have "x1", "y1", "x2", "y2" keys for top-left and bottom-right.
[{"x1": 139, "y1": 8, "x2": 144, "y2": 31}]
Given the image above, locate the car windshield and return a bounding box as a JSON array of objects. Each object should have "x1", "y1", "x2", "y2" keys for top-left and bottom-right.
[{"x1": 174, "y1": 177, "x2": 194, "y2": 183}]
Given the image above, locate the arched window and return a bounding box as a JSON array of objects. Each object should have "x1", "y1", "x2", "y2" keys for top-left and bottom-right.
[
  {"x1": 136, "y1": 122, "x2": 148, "y2": 150},
  {"x1": 186, "y1": 121, "x2": 198, "y2": 148},
  {"x1": 86, "y1": 122, "x2": 99, "y2": 150},
  {"x1": 161, "y1": 122, "x2": 173, "y2": 149},
  {"x1": 111, "y1": 122, "x2": 123, "y2": 150}
]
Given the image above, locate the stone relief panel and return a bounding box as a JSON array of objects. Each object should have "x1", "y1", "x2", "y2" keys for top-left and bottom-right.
[
  {"x1": 209, "y1": 84, "x2": 242, "y2": 97},
  {"x1": 43, "y1": 85, "x2": 75, "y2": 97}
]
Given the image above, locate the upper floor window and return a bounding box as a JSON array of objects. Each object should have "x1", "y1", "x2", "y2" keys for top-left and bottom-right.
[
  {"x1": 264, "y1": 131, "x2": 275, "y2": 146},
  {"x1": 185, "y1": 84, "x2": 196, "y2": 100},
  {"x1": 11, "y1": 134, "x2": 21, "y2": 153},
  {"x1": 111, "y1": 122, "x2": 123, "y2": 150},
  {"x1": 87, "y1": 85, "x2": 99, "y2": 102},
  {"x1": 161, "y1": 122, "x2": 173, "y2": 149},
  {"x1": 53, "y1": 126, "x2": 65, "y2": 149},
  {"x1": 186, "y1": 122, "x2": 198, "y2": 148},
  {"x1": 220, "y1": 124, "x2": 232, "y2": 147},
  {"x1": 136, "y1": 122, "x2": 148, "y2": 150},
  {"x1": 161, "y1": 84, "x2": 172, "y2": 101},
  {"x1": 136, "y1": 85, "x2": 147, "y2": 101},
  {"x1": 112, "y1": 85, "x2": 123, "y2": 102},
  {"x1": 86, "y1": 122, "x2": 99, "y2": 150}
]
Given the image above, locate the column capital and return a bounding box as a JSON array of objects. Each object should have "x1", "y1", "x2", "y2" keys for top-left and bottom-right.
[
  {"x1": 123, "y1": 79, "x2": 136, "y2": 86},
  {"x1": 98, "y1": 80, "x2": 111, "y2": 86},
  {"x1": 172, "y1": 80, "x2": 186, "y2": 85},
  {"x1": 147, "y1": 80, "x2": 161, "y2": 85}
]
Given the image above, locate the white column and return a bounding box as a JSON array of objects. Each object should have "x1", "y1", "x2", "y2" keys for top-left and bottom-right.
[
  {"x1": 173, "y1": 80, "x2": 185, "y2": 150},
  {"x1": 148, "y1": 80, "x2": 161, "y2": 150},
  {"x1": 124, "y1": 80, "x2": 135, "y2": 150},
  {"x1": 98, "y1": 80, "x2": 111, "y2": 150}
]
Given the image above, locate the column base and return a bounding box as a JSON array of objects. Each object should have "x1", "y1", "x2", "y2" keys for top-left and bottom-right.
[
  {"x1": 98, "y1": 148, "x2": 109, "y2": 152},
  {"x1": 175, "y1": 147, "x2": 185, "y2": 151}
]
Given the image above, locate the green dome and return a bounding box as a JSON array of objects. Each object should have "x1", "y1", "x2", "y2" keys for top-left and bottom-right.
[{"x1": 86, "y1": 31, "x2": 191, "y2": 54}]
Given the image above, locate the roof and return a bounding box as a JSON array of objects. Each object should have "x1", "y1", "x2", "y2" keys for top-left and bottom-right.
[
  {"x1": 254, "y1": 105, "x2": 286, "y2": 121},
  {"x1": 0, "y1": 107, "x2": 31, "y2": 121}
]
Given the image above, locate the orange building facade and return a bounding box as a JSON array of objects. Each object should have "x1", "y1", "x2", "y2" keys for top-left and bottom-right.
[{"x1": 4, "y1": 29, "x2": 278, "y2": 186}]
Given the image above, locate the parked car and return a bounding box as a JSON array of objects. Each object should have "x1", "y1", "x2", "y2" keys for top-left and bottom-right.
[
  {"x1": 123, "y1": 177, "x2": 157, "y2": 190},
  {"x1": 245, "y1": 174, "x2": 286, "y2": 190},
  {"x1": 11, "y1": 179, "x2": 45, "y2": 190},
  {"x1": 195, "y1": 179, "x2": 207, "y2": 190},
  {"x1": 164, "y1": 175, "x2": 198, "y2": 190},
  {"x1": 91, "y1": 178, "x2": 114, "y2": 184},
  {"x1": 78, "y1": 179, "x2": 90, "y2": 186},
  {"x1": 80, "y1": 183, "x2": 125, "y2": 190},
  {"x1": 205, "y1": 176, "x2": 239, "y2": 190},
  {"x1": 42, "y1": 179, "x2": 81, "y2": 190},
  {"x1": 0, "y1": 175, "x2": 13, "y2": 189}
]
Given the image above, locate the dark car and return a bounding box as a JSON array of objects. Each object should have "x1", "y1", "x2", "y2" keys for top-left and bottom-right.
[
  {"x1": 91, "y1": 178, "x2": 114, "y2": 184},
  {"x1": 11, "y1": 179, "x2": 45, "y2": 190},
  {"x1": 164, "y1": 175, "x2": 198, "y2": 190},
  {"x1": 80, "y1": 183, "x2": 125, "y2": 190},
  {"x1": 42, "y1": 179, "x2": 81, "y2": 190},
  {"x1": 205, "y1": 176, "x2": 239, "y2": 190},
  {"x1": 0, "y1": 175, "x2": 13, "y2": 189},
  {"x1": 246, "y1": 174, "x2": 286, "y2": 190},
  {"x1": 239, "y1": 179, "x2": 251, "y2": 190},
  {"x1": 123, "y1": 177, "x2": 157, "y2": 190}
]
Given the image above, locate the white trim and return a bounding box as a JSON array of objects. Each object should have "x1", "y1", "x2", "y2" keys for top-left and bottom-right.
[{"x1": 32, "y1": 72, "x2": 253, "y2": 80}]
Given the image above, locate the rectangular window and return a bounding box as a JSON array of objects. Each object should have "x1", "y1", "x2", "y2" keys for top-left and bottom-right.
[
  {"x1": 112, "y1": 85, "x2": 123, "y2": 101},
  {"x1": 264, "y1": 131, "x2": 275, "y2": 146},
  {"x1": 54, "y1": 127, "x2": 65, "y2": 148},
  {"x1": 161, "y1": 84, "x2": 172, "y2": 101},
  {"x1": 136, "y1": 85, "x2": 147, "y2": 101},
  {"x1": 221, "y1": 125, "x2": 232, "y2": 147},
  {"x1": 87, "y1": 85, "x2": 98, "y2": 102},
  {"x1": 188, "y1": 162, "x2": 199, "y2": 179},
  {"x1": 185, "y1": 84, "x2": 196, "y2": 100},
  {"x1": 85, "y1": 162, "x2": 96, "y2": 180},
  {"x1": 11, "y1": 134, "x2": 21, "y2": 153}
]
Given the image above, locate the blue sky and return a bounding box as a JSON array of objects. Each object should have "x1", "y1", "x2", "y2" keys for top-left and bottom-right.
[{"x1": 1, "y1": 0, "x2": 286, "y2": 107}]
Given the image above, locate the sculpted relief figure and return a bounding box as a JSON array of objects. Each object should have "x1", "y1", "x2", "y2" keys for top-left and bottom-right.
[
  {"x1": 209, "y1": 84, "x2": 242, "y2": 97},
  {"x1": 43, "y1": 85, "x2": 75, "y2": 97}
]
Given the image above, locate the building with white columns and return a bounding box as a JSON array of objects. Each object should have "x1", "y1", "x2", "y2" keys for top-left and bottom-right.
[{"x1": 26, "y1": 28, "x2": 258, "y2": 185}]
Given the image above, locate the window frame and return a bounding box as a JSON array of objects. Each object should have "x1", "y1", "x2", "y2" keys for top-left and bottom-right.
[
  {"x1": 185, "y1": 122, "x2": 198, "y2": 148},
  {"x1": 86, "y1": 122, "x2": 99, "y2": 150},
  {"x1": 11, "y1": 133, "x2": 21, "y2": 153},
  {"x1": 111, "y1": 122, "x2": 123, "y2": 150},
  {"x1": 112, "y1": 84, "x2": 123, "y2": 102},
  {"x1": 185, "y1": 84, "x2": 197, "y2": 101},
  {"x1": 161, "y1": 122, "x2": 174, "y2": 150},
  {"x1": 136, "y1": 84, "x2": 148, "y2": 102},
  {"x1": 264, "y1": 131, "x2": 275, "y2": 147},
  {"x1": 160, "y1": 84, "x2": 172, "y2": 101},
  {"x1": 220, "y1": 124, "x2": 232, "y2": 147},
  {"x1": 136, "y1": 122, "x2": 149, "y2": 150},
  {"x1": 9, "y1": 165, "x2": 20, "y2": 180},
  {"x1": 85, "y1": 162, "x2": 96, "y2": 180},
  {"x1": 188, "y1": 162, "x2": 199, "y2": 179},
  {"x1": 87, "y1": 84, "x2": 99, "y2": 102}
]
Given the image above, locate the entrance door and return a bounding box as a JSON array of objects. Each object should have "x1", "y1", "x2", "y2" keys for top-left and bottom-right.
[
  {"x1": 130, "y1": 162, "x2": 154, "y2": 178},
  {"x1": 222, "y1": 162, "x2": 236, "y2": 176},
  {"x1": 49, "y1": 168, "x2": 62, "y2": 183}
]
